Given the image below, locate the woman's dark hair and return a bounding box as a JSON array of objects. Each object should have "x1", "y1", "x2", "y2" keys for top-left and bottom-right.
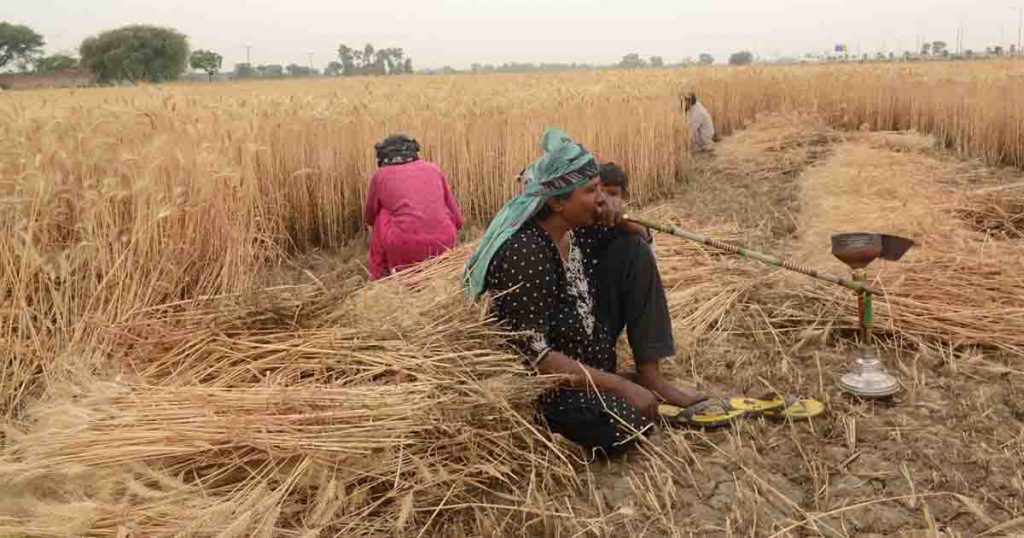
[
  {"x1": 684, "y1": 92, "x2": 698, "y2": 111},
  {"x1": 375, "y1": 134, "x2": 420, "y2": 166},
  {"x1": 599, "y1": 162, "x2": 629, "y2": 193},
  {"x1": 534, "y1": 192, "x2": 572, "y2": 221}
]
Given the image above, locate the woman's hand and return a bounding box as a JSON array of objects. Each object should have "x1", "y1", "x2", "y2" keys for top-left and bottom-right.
[
  {"x1": 635, "y1": 362, "x2": 706, "y2": 409},
  {"x1": 617, "y1": 380, "x2": 660, "y2": 419},
  {"x1": 598, "y1": 196, "x2": 624, "y2": 227},
  {"x1": 536, "y1": 351, "x2": 660, "y2": 419}
]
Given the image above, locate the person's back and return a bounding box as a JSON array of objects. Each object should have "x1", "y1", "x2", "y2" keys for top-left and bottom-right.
[
  {"x1": 371, "y1": 159, "x2": 461, "y2": 240},
  {"x1": 685, "y1": 95, "x2": 715, "y2": 152},
  {"x1": 364, "y1": 135, "x2": 463, "y2": 279}
]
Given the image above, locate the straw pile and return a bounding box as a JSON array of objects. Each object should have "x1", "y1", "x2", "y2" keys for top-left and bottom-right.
[
  {"x1": 779, "y1": 137, "x2": 1024, "y2": 358},
  {"x1": 953, "y1": 182, "x2": 1024, "y2": 240},
  {"x1": 0, "y1": 252, "x2": 584, "y2": 536}
]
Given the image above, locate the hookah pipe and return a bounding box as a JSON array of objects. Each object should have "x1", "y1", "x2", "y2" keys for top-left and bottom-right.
[
  {"x1": 623, "y1": 215, "x2": 885, "y2": 294},
  {"x1": 623, "y1": 215, "x2": 915, "y2": 397}
]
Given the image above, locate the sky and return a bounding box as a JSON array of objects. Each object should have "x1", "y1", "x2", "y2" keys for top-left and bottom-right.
[{"x1": 7, "y1": 1, "x2": 1024, "y2": 69}]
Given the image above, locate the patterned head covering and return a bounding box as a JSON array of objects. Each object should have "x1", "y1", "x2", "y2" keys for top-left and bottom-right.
[{"x1": 463, "y1": 127, "x2": 599, "y2": 297}]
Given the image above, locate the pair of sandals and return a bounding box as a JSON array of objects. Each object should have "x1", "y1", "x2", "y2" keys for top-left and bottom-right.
[{"x1": 658, "y1": 394, "x2": 825, "y2": 429}]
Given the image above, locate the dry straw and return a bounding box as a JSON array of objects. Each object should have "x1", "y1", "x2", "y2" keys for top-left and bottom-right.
[
  {"x1": 8, "y1": 63, "x2": 1024, "y2": 419},
  {"x1": 0, "y1": 252, "x2": 583, "y2": 536}
]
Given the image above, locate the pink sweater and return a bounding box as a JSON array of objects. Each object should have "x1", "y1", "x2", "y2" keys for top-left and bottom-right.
[{"x1": 363, "y1": 160, "x2": 464, "y2": 278}]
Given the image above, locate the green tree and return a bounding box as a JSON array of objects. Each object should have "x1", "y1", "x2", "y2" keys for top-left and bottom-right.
[
  {"x1": 371, "y1": 49, "x2": 388, "y2": 75},
  {"x1": 80, "y1": 25, "x2": 189, "y2": 82},
  {"x1": 257, "y1": 64, "x2": 283, "y2": 78},
  {"x1": 391, "y1": 48, "x2": 405, "y2": 74},
  {"x1": 233, "y1": 62, "x2": 255, "y2": 78},
  {"x1": 402, "y1": 57, "x2": 413, "y2": 74},
  {"x1": 286, "y1": 63, "x2": 316, "y2": 77},
  {"x1": 35, "y1": 54, "x2": 78, "y2": 73},
  {"x1": 728, "y1": 50, "x2": 754, "y2": 65},
  {"x1": 189, "y1": 49, "x2": 222, "y2": 81},
  {"x1": 325, "y1": 61, "x2": 343, "y2": 76},
  {"x1": 0, "y1": 22, "x2": 45, "y2": 70},
  {"x1": 649, "y1": 55, "x2": 664, "y2": 67},
  {"x1": 698, "y1": 53, "x2": 714, "y2": 65},
  {"x1": 362, "y1": 43, "x2": 374, "y2": 69},
  {"x1": 619, "y1": 52, "x2": 645, "y2": 68},
  {"x1": 337, "y1": 45, "x2": 356, "y2": 75}
]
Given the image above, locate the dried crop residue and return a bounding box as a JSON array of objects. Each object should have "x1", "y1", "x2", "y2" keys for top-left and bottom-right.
[
  {"x1": 793, "y1": 138, "x2": 958, "y2": 270},
  {"x1": 679, "y1": 113, "x2": 841, "y2": 248},
  {"x1": 3, "y1": 114, "x2": 1024, "y2": 537}
]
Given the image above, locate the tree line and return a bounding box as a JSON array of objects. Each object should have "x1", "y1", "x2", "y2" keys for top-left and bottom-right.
[
  {"x1": 1, "y1": 21, "x2": 416, "y2": 83},
  {"x1": 617, "y1": 51, "x2": 755, "y2": 67},
  {"x1": 331, "y1": 44, "x2": 413, "y2": 76},
  {"x1": 6, "y1": 19, "x2": 1001, "y2": 84},
  {"x1": 232, "y1": 43, "x2": 414, "y2": 79},
  {"x1": 0, "y1": 19, "x2": 752, "y2": 84},
  {"x1": 1, "y1": 22, "x2": 218, "y2": 82}
]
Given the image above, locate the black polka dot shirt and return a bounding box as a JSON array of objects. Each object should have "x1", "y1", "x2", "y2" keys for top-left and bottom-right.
[{"x1": 485, "y1": 219, "x2": 618, "y2": 372}]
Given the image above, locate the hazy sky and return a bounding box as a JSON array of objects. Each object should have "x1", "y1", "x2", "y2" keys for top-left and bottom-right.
[{"x1": 8, "y1": 1, "x2": 1024, "y2": 69}]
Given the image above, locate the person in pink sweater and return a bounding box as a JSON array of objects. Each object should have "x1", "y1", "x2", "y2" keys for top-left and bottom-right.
[{"x1": 364, "y1": 135, "x2": 464, "y2": 279}]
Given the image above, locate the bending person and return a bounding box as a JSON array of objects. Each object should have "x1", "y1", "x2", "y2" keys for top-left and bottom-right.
[
  {"x1": 364, "y1": 134, "x2": 464, "y2": 280},
  {"x1": 685, "y1": 92, "x2": 716, "y2": 153}
]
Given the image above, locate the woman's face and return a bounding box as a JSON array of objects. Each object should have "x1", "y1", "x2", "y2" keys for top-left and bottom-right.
[{"x1": 559, "y1": 178, "x2": 605, "y2": 227}]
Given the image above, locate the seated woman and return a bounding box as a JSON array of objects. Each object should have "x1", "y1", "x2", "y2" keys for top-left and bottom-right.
[
  {"x1": 464, "y1": 129, "x2": 724, "y2": 456},
  {"x1": 364, "y1": 134, "x2": 464, "y2": 280}
]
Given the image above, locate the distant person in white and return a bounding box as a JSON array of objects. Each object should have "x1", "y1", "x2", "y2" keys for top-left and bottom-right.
[{"x1": 684, "y1": 92, "x2": 715, "y2": 152}]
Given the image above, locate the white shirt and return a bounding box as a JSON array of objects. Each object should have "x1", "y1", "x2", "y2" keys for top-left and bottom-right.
[{"x1": 686, "y1": 101, "x2": 715, "y2": 152}]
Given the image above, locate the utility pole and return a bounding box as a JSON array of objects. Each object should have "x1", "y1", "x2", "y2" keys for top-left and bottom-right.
[
  {"x1": 307, "y1": 52, "x2": 314, "y2": 72},
  {"x1": 1011, "y1": 5, "x2": 1019, "y2": 55},
  {"x1": 245, "y1": 45, "x2": 252, "y2": 65}
]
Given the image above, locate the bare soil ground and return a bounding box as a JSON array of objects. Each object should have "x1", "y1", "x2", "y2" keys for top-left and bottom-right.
[{"x1": 567, "y1": 114, "x2": 1024, "y2": 537}]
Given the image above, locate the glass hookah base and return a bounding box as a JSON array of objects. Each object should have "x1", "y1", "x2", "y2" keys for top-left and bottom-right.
[{"x1": 838, "y1": 347, "x2": 901, "y2": 398}]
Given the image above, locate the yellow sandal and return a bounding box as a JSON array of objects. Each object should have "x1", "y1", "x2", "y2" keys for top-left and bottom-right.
[
  {"x1": 728, "y1": 396, "x2": 787, "y2": 416},
  {"x1": 659, "y1": 397, "x2": 746, "y2": 428},
  {"x1": 751, "y1": 394, "x2": 826, "y2": 420}
]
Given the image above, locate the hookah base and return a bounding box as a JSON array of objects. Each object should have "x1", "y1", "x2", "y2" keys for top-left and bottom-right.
[
  {"x1": 838, "y1": 347, "x2": 901, "y2": 398},
  {"x1": 838, "y1": 370, "x2": 901, "y2": 398}
]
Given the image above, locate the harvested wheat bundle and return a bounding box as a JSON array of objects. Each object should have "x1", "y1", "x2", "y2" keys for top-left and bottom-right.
[
  {"x1": 752, "y1": 243, "x2": 1024, "y2": 358},
  {"x1": 952, "y1": 182, "x2": 1024, "y2": 240},
  {"x1": 0, "y1": 250, "x2": 588, "y2": 536},
  {"x1": 635, "y1": 205, "x2": 767, "y2": 353},
  {"x1": 0, "y1": 377, "x2": 573, "y2": 536}
]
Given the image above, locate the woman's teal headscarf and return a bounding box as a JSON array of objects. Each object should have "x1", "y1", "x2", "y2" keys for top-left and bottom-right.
[{"x1": 463, "y1": 127, "x2": 599, "y2": 297}]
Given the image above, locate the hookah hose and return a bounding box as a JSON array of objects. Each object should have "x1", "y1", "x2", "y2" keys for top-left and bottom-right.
[{"x1": 622, "y1": 214, "x2": 883, "y2": 295}]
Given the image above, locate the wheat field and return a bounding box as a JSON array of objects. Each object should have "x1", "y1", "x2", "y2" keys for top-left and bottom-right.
[{"x1": 2, "y1": 61, "x2": 1024, "y2": 536}]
